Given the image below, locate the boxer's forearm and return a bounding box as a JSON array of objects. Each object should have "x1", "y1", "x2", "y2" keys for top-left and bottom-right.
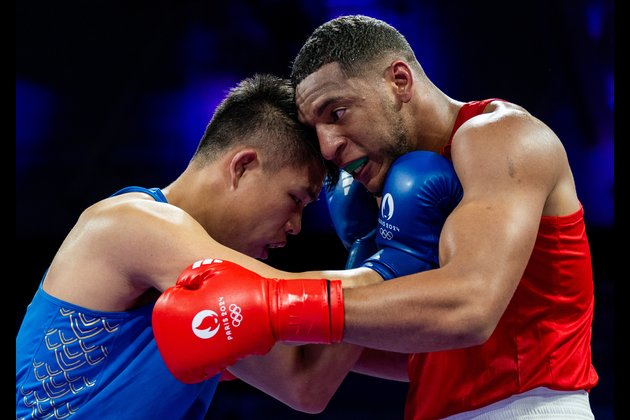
[
  {"x1": 278, "y1": 267, "x2": 384, "y2": 289},
  {"x1": 228, "y1": 342, "x2": 364, "y2": 414}
]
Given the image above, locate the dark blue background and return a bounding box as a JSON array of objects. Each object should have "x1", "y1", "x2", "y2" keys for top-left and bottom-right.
[{"x1": 16, "y1": 1, "x2": 615, "y2": 418}]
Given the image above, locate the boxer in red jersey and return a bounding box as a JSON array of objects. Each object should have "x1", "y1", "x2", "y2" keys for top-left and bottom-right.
[
  {"x1": 289, "y1": 14, "x2": 598, "y2": 419},
  {"x1": 138, "y1": 14, "x2": 598, "y2": 419}
]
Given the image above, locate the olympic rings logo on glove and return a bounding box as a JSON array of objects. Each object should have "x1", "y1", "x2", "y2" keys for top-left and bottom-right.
[
  {"x1": 379, "y1": 228, "x2": 394, "y2": 240},
  {"x1": 229, "y1": 304, "x2": 243, "y2": 327}
]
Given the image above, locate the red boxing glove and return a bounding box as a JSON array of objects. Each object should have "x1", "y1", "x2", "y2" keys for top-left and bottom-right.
[{"x1": 152, "y1": 258, "x2": 344, "y2": 384}]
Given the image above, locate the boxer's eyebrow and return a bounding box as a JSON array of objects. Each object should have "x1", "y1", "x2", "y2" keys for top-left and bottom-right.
[{"x1": 315, "y1": 96, "x2": 342, "y2": 118}]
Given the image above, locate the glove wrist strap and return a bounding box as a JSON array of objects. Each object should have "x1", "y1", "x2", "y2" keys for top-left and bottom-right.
[{"x1": 273, "y1": 279, "x2": 344, "y2": 343}]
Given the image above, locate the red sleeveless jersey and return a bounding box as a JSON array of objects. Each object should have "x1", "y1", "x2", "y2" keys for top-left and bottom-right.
[{"x1": 405, "y1": 99, "x2": 599, "y2": 419}]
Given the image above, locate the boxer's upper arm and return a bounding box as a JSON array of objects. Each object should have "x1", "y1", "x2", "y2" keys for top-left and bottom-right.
[
  {"x1": 109, "y1": 200, "x2": 287, "y2": 293},
  {"x1": 441, "y1": 110, "x2": 558, "y2": 331}
]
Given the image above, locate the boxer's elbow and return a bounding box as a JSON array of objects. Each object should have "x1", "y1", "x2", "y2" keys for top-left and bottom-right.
[
  {"x1": 453, "y1": 306, "x2": 498, "y2": 347},
  {"x1": 450, "y1": 286, "x2": 505, "y2": 347},
  {"x1": 231, "y1": 371, "x2": 332, "y2": 414},
  {"x1": 281, "y1": 380, "x2": 333, "y2": 414}
]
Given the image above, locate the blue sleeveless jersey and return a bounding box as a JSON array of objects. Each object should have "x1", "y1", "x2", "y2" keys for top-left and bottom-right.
[{"x1": 16, "y1": 187, "x2": 219, "y2": 419}]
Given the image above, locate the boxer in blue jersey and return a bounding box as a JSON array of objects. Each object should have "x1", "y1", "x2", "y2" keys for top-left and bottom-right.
[
  {"x1": 16, "y1": 74, "x2": 384, "y2": 419},
  {"x1": 16, "y1": 187, "x2": 218, "y2": 419}
]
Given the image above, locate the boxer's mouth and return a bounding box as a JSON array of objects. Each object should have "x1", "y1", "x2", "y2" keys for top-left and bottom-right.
[{"x1": 343, "y1": 157, "x2": 368, "y2": 176}]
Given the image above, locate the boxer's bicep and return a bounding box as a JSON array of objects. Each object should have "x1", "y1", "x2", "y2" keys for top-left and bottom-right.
[
  {"x1": 442, "y1": 112, "x2": 555, "y2": 313},
  {"x1": 117, "y1": 203, "x2": 285, "y2": 292},
  {"x1": 438, "y1": 179, "x2": 546, "y2": 332}
]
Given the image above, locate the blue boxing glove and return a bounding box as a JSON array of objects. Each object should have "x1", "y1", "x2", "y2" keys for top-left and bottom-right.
[
  {"x1": 326, "y1": 169, "x2": 379, "y2": 269},
  {"x1": 362, "y1": 151, "x2": 463, "y2": 280}
]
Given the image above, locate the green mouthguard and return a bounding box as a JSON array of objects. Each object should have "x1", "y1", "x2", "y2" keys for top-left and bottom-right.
[{"x1": 344, "y1": 157, "x2": 368, "y2": 173}]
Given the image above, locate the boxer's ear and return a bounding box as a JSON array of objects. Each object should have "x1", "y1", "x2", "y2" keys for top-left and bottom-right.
[
  {"x1": 388, "y1": 60, "x2": 414, "y2": 103},
  {"x1": 229, "y1": 149, "x2": 259, "y2": 189}
]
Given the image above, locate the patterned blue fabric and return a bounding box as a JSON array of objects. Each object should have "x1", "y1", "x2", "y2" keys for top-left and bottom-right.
[{"x1": 16, "y1": 187, "x2": 219, "y2": 419}]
